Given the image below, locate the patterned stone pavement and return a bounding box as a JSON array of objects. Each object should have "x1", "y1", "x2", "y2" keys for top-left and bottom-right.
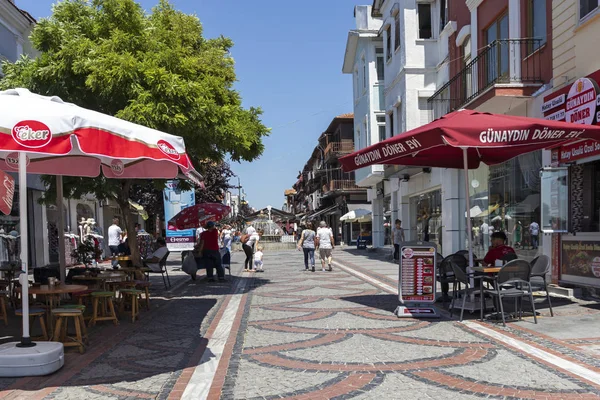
[
  {"x1": 211, "y1": 249, "x2": 600, "y2": 399},
  {"x1": 2, "y1": 249, "x2": 600, "y2": 399}
]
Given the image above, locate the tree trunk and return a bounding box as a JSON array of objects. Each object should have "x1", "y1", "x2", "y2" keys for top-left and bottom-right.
[{"x1": 115, "y1": 180, "x2": 142, "y2": 267}]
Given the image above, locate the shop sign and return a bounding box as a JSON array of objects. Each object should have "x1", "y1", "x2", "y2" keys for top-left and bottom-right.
[
  {"x1": 163, "y1": 180, "x2": 196, "y2": 251},
  {"x1": 399, "y1": 245, "x2": 436, "y2": 302},
  {"x1": 558, "y1": 140, "x2": 600, "y2": 162},
  {"x1": 565, "y1": 78, "x2": 598, "y2": 125},
  {"x1": 561, "y1": 240, "x2": 600, "y2": 279},
  {"x1": 0, "y1": 170, "x2": 15, "y2": 216},
  {"x1": 545, "y1": 109, "x2": 565, "y2": 121},
  {"x1": 541, "y1": 94, "x2": 566, "y2": 113}
]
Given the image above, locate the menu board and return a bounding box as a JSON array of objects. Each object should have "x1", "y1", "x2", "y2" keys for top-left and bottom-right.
[{"x1": 400, "y1": 245, "x2": 436, "y2": 303}]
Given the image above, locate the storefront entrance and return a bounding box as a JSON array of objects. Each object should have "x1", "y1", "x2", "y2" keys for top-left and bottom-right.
[{"x1": 409, "y1": 190, "x2": 442, "y2": 252}]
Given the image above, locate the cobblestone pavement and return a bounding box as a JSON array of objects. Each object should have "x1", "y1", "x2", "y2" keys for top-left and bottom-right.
[
  {"x1": 0, "y1": 255, "x2": 238, "y2": 400},
  {"x1": 3, "y1": 250, "x2": 600, "y2": 399},
  {"x1": 211, "y1": 250, "x2": 600, "y2": 399}
]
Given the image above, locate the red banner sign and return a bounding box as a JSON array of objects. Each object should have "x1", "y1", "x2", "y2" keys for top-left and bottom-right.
[
  {"x1": 0, "y1": 170, "x2": 15, "y2": 216},
  {"x1": 557, "y1": 139, "x2": 600, "y2": 162}
]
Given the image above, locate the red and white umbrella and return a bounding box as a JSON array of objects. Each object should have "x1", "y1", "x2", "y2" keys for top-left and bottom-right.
[
  {"x1": 0, "y1": 88, "x2": 202, "y2": 184},
  {"x1": 0, "y1": 88, "x2": 203, "y2": 350},
  {"x1": 168, "y1": 203, "x2": 231, "y2": 230}
]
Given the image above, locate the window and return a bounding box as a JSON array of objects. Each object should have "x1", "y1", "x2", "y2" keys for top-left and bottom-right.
[
  {"x1": 440, "y1": 0, "x2": 448, "y2": 30},
  {"x1": 356, "y1": 128, "x2": 361, "y2": 149},
  {"x1": 376, "y1": 115, "x2": 386, "y2": 142},
  {"x1": 388, "y1": 112, "x2": 394, "y2": 138},
  {"x1": 376, "y1": 48, "x2": 385, "y2": 80},
  {"x1": 354, "y1": 68, "x2": 359, "y2": 98},
  {"x1": 485, "y1": 13, "x2": 509, "y2": 84},
  {"x1": 362, "y1": 56, "x2": 367, "y2": 91},
  {"x1": 394, "y1": 12, "x2": 401, "y2": 50},
  {"x1": 396, "y1": 104, "x2": 402, "y2": 135},
  {"x1": 364, "y1": 120, "x2": 370, "y2": 146},
  {"x1": 385, "y1": 26, "x2": 392, "y2": 61},
  {"x1": 581, "y1": 0, "x2": 599, "y2": 19},
  {"x1": 418, "y1": 3, "x2": 432, "y2": 39},
  {"x1": 528, "y1": 0, "x2": 546, "y2": 51}
]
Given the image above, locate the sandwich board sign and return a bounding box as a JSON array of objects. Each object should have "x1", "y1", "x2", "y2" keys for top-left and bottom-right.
[{"x1": 394, "y1": 241, "x2": 440, "y2": 318}]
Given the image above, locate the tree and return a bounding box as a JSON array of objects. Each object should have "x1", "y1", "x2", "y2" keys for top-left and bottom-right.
[
  {"x1": 195, "y1": 162, "x2": 236, "y2": 203},
  {"x1": 1, "y1": 0, "x2": 269, "y2": 265}
]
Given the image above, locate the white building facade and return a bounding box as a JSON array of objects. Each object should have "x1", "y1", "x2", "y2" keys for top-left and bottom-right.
[
  {"x1": 367, "y1": 0, "x2": 465, "y2": 255},
  {"x1": 343, "y1": 5, "x2": 384, "y2": 246}
]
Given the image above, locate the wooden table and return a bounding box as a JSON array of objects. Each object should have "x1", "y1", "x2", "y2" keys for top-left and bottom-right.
[
  {"x1": 20, "y1": 284, "x2": 88, "y2": 330},
  {"x1": 471, "y1": 266, "x2": 501, "y2": 274},
  {"x1": 118, "y1": 267, "x2": 151, "y2": 281},
  {"x1": 73, "y1": 273, "x2": 126, "y2": 290},
  {"x1": 116, "y1": 256, "x2": 133, "y2": 269}
]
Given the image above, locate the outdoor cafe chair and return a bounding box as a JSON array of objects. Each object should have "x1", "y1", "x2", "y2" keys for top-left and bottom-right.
[
  {"x1": 145, "y1": 251, "x2": 171, "y2": 289},
  {"x1": 449, "y1": 262, "x2": 481, "y2": 322},
  {"x1": 437, "y1": 254, "x2": 467, "y2": 307},
  {"x1": 480, "y1": 259, "x2": 537, "y2": 326},
  {"x1": 527, "y1": 255, "x2": 553, "y2": 317}
]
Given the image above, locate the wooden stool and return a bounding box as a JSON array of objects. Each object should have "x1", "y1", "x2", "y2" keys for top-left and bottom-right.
[
  {"x1": 51, "y1": 308, "x2": 85, "y2": 353},
  {"x1": 119, "y1": 289, "x2": 142, "y2": 323},
  {"x1": 89, "y1": 292, "x2": 119, "y2": 327},
  {"x1": 0, "y1": 291, "x2": 8, "y2": 326},
  {"x1": 60, "y1": 304, "x2": 88, "y2": 344},
  {"x1": 73, "y1": 289, "x2": 95, "y2": 307},
  {"x1": 134, "y1": 280, "x2": 151, "y2": 310},
  {"x1": 16, "y1": 307, "x2": 47, "y2": 340}
]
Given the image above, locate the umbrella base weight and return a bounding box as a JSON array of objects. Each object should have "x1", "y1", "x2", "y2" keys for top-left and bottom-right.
[
  {"x1": 0, "y1": 342, "x2": 64, "y2": 377},
  {"x1": 394, "y1": 305, "x2": 440, "y2": 318}
]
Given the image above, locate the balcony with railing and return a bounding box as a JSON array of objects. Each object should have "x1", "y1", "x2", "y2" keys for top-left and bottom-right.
[
  {"x1": 428, "y1": 38, "x2": 544, "y2": 119},
  {"x1": 324, "y1": 140, "x2": 355, "y2": 161},
  {"x1": 322, "y1": 179, "x2": 362, "y2": 194}
]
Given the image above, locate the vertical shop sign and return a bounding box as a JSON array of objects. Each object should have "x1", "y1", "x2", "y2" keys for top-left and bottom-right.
[
  {"x1": 395, "y1": 242, "x2": 439, "y2": 318},
  {"x1": 163, "y1": 180, "x2": 196, "y2": 251},
  {"x1": 0, "y1": 170, "x2": 15, "y2": 215},
  {"x1": 565, "y1": 78, "x2": 598, "y2": 125}
]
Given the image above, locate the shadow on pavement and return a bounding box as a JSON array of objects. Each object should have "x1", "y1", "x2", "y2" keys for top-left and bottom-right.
[{"x1": 0, "y1": 268, "x2": 268, "y2": 394}]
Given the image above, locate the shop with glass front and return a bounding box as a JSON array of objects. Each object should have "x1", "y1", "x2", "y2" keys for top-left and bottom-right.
[
  {"x1": 467, "y1": 152, "x2": 542, "y2": 261},
  {"x1": 409, "y1": 189, "x2": 442, "y2": 252}
]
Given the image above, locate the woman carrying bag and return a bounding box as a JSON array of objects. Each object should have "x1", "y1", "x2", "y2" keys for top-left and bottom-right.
[{"x1": 298, "y1": 222, "x2": 316, "y2": 272}]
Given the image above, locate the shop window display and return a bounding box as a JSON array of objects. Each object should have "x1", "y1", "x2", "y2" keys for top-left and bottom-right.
[
  {"x1": 409, "y1": 190, "x2": 442, "y2": 252},
  {"x1": 469, "y1": 151, "x2": 542, "y2": 261}
]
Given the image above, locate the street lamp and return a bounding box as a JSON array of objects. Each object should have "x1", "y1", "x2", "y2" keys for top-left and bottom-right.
[{"x1": 267, "y1": 205, "x2": 272, "y2": 221}]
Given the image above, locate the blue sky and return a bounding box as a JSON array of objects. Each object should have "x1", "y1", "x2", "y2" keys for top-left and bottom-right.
[{"x1": 16, "y1": 0, "x2": 365, "y2": 210}]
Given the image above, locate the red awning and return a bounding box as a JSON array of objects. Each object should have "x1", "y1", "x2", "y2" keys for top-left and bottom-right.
[{"x1": 340, "y1": 109, "x2": 600, "y2": 172}]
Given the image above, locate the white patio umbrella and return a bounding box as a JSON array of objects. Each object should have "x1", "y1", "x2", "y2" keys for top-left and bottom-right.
[
  {"x1": 0, "y1": 88, "x2": 202, "y2": 370},
  {"x1": 340, "y1": 208, "x2": 371, "y2": 222},
  {"x1": 491, "y1": 214, "x2": 512, "y2": 222}
]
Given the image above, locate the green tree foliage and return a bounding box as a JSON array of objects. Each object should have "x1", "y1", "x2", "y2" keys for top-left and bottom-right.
[{"x1": 1, "y1": 0, "x2": 269, "y2": 264}]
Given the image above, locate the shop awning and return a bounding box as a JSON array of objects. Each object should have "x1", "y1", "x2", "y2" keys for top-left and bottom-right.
[{"x1": 308, "y1": 205, "x2": 339, "y2": 221}]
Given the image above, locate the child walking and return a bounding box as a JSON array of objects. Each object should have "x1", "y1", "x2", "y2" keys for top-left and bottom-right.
[{"x1": 254, "y1": 246, "x2": 264, "y2": 272}]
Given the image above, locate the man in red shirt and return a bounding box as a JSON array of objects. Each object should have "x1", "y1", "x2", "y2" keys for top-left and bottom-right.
[
  {"x1": 196, "y1": 221, "x2": 226, "y2": 282},
  {"x1": 483, "y1": 231, "x2": 516, "y2": 266}
]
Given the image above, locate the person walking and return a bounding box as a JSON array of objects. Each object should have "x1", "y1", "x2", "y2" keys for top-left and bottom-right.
[
  {"x1": 316, "y1": 221, "x2": 335, "y2": 272},
  {"x1": 107, "y1": 217, "x2": 123, "y2": 268},
  {"x1": 529, "y1": 221, "x2": 540, "y2": 249},
  {"x1": 392, "y1": 219, "x2": 405, "y2": 261},
  {"x1": 196, "y1": 221, "x2": 226, "y2": 282},
  {"x1": 298, "y1": 222, "x2": 316, "y2": 272},
  {"x1": 220, "y1": 224, "x2": 233, "y2": 251}
]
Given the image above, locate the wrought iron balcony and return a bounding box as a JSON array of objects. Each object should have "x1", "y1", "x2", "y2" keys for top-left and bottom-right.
[
  {"x1": 324, "y1": 141, "x2": 355, "y2": 160},
  {"x1": 428, "y1": 38, "x2": 544, "y2": 119},
  {"x1": 323, "y1": 180, "x2": 361, "y2": 193}
]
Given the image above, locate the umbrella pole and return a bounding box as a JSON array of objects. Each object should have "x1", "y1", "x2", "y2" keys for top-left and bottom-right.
[
  {"x1": 462, "y1": 148, "x2": 475, "y2": 300},
  {"x1": 18, "y1": 152, "x2": 33, "y2": 347},
  {"x1": 57, "y1": 176, "x2": 66, "y2": 282}
]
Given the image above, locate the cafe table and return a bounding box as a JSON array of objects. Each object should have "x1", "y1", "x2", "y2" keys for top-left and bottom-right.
[
  {"x1": 72, "y1": 272, "x2": 126, "y2": 291},
  {"x1": 118, "y1": 266, "x2": 151, "y2": 281},
  {"x1": 19, "y1": 284, "x2": 88, "y2": 331},
  {"x1": 471, "y1": 266, "x2": 515, "y2": 321},
  {"x1": 116, "y1": 256, "x2": 133, "y2": 269}
]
